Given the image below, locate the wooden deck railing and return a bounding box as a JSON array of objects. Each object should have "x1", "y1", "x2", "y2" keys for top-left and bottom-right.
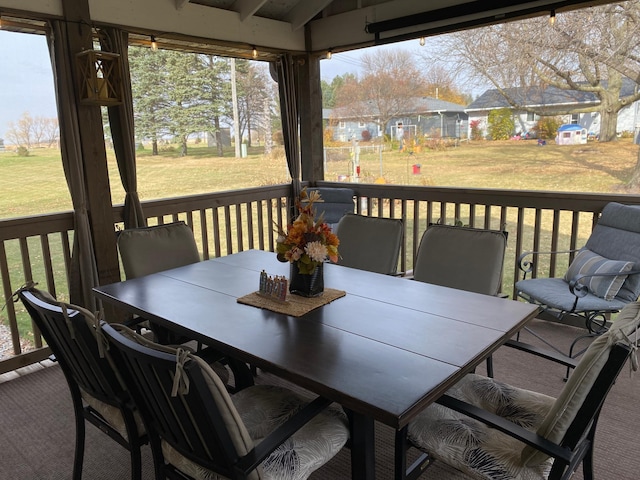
[{"x1": 2, "y1": 182, "x2": 640, "y2": 374}]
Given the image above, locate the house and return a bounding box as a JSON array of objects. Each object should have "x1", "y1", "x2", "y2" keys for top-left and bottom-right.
[
  {"x1": 325, "y1": 97, "x2": 468, "y2": 143},
  {"x1": 466, "y1": 79, "x2": 639, "y2": 140}
]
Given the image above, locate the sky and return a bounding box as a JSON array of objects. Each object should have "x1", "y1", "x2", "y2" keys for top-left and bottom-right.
[
  {"x1": 0, "y1": 30, "x2": 424, "y2": 142},
  {"x1": 0, "y1": 30, "x2": 58, "y2": 141}
]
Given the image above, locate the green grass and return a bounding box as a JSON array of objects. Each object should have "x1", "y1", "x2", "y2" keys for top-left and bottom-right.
[{"x1": 2, "y1": 138, "x2": 638, "y2": 219}]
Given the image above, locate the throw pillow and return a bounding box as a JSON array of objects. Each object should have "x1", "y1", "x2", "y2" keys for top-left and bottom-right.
[{"x1": 563, "y1": 248, "x2": 634, "y2": 300}]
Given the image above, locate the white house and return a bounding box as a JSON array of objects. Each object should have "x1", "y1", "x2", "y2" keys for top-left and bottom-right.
[{"x1": 466, "y1": 79, "x2": 640, "y2": 140}]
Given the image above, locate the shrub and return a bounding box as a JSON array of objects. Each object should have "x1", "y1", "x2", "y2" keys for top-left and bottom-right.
[
  {"x1": 533, "y1": 116, "x2": 563, "y2": 140},
  {"x1": 487, "y1": 108, "x2": 514, "y2": 140},
  {"x1": 470, "y1": 119, "x2": 484, "y2": 140},
  {"x1": 16, "y1": 146, "x2": 29, "y2": 157},
  {"x1": 361, "y1": 129, "x2": 371, "y2": 141}
]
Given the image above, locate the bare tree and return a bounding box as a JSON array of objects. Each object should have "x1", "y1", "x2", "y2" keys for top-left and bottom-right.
[
  {"x1": 421, "y1": 3, "x2": 640, "y2": 143},
  {"x1": 42, "y1": 118, "x2": 60, "y2": 147},
  {"x1": 6, "y1": 112, "x2": 34, "y2": 148},
  {"x1": 334, "y1": 49, "x2": 429, "y2": 137}
]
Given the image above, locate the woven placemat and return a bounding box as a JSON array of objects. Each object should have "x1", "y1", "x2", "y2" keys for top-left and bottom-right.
[{"x1": 237, "y1": 288, "x2": 346, "y2": 317}]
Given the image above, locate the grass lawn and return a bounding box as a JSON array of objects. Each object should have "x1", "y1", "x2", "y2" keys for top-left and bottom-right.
[{"x1": 1, "y1": 138, "x2": 638, "y2": 219}]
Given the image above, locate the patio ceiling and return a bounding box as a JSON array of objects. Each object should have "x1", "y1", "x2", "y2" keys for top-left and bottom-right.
[{"x1": 4, "y1": 0, "x2": 622, "y2": 59}]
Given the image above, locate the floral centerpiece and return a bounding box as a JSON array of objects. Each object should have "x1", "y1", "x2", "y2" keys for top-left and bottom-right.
[{"x1": 276, "y1": 188, "x2": 339, "y2": 296}]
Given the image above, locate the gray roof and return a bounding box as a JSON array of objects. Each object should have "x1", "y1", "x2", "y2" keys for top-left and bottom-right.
[
  {"x1": 327, "y1": 96, "x2": 466, "y2": 120},
  {"x1": 467, "y1": 78, "x2": 638, "y2": 111}
]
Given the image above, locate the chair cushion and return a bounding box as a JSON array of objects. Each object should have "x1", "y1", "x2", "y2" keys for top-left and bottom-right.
[
  {"x1": 515, "y1": 277, "x2": 628, "y2": 312},
  {"x1": 117, "y1": 222, "x2": 200, "y2": 279},
  {"x1": 408, "y1": 374, "x2": 555, "y2": 480},
  {"x1": 163, "y1": 383, "x2": 349, "y2": 480},
  {"x1": 308, "y1": 188, "x2": 354, "y2": 226},
  {"x1": 585, "y1": 202, "x2": 640, "y2": 302},
  {"x1": 413, "y1": 225, "x2": 506, "y2": 295},
  {"x1": 80, "y1": 390, "x2": 146, "y2": 441},
  {"x1": 522, "y1": 301, "x2": 640, "y2": 465},
  {"x1": 563, "y1": 247, "x2": 633, "y2": 300},
  {"x1": 335, "y1": 214, "x2": 403, "y2": 275}
]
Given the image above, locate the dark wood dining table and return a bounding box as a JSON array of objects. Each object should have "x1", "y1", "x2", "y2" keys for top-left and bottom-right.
[{"x1": 93, "y1": 249, "x2": 539, "y2": 480}]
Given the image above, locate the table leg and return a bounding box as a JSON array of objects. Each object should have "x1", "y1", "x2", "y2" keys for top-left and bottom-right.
[{"x1": 347, "y1": 410, "x2": 376, "y2": 480}]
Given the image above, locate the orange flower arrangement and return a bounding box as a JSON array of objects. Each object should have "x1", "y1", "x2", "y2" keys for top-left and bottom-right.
[{"x1": 276, "y1": 188, "x2": 340, "y2": 275}]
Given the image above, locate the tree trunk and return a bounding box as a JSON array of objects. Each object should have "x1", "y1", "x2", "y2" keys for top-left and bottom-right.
[
  {"x1": 214, "y1": 116, "x2": 223, "y2": 157},
  {"x1": 246, "y1": 97, "x2": 252, "y2": 147},
  {"x1": 599, "y1": 108, "x2": 618, "y2": 142},
  {"x1": 629, "y1": 148, "x2": 640, "y2": 190},
  {"x1": 152, "y1": 135, "x2": 158, "y2": 155}
]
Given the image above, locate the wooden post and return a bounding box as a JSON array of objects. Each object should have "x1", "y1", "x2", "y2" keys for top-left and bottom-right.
[
  {"x1": 60, "y1": 0, "x2": 122, "y2": 306},
  {"x1": 298, "y1": 37, "x2": 325, "y2": 182}
]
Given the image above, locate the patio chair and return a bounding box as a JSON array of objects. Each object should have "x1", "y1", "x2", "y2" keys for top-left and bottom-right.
[
  {"x1": 100, "y1": 321, "x2": 350, "y2": 480},
  {"x1": 117, "y1": 221, "x2": 201, "y2": 280},
  {"x1": 334, "y1": 213, "x2": 404, "y2": 275},
  {"x1": 308, "y1": 187, "x2": 355, "y2": 229},
  {"x1": 515, "y1": 202, "x2": 640, "y2": 359},
  {"x1": 412, "y1": 224, "x2": 507, "y2": 295},
  {"x1": 117, "y1": 221, "x2": 203, "y2": 345},
  {"x1": 411, "y1": 224, "x2": 508, "y2": 376},
  {"x1": 117, "y1": 221, "x2": 253, "y2": 390},
  {"x1": 17, "y1": 287, "x2": 147, "y2": 480},
  {"x1": 396, "y1": 299, "x2": 640, "y2": 480}
]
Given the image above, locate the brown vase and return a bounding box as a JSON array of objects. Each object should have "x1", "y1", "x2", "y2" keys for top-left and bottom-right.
[{"x1": 289, "y1": 263, "x2": 324, "y2": 297}]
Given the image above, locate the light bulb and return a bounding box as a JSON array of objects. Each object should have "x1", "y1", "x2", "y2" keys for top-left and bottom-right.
[
  {"x1": 326, "y1": 49, "x2": 332, "y2": 60},
  {"x1": 549, "y1": 10, "x2": 556, "y2": 26},
  {"x1": 150, "y1": 36, "x2": 158, "y2": 51},
  {"x1": 419, "y1": 37, "x2": 425, "y2": 46},
  {"x1": 252, "y1": 46, "x2": 258, "y2": 59}
]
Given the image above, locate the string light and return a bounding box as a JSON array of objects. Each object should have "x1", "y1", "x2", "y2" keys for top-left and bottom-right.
[
  {"x1": 326, "y1": 49, "x2": 332, "y2": 60},
  {"x1": 252, "y1": 46, "x2": 258, "y2": 59},
  {"x1": 150, "y1": 35, "x2": 158, "y2": 51},
  {"x1": 419, "y1": 37, "x2": 425, "y2": 46},
  {"x1": 549, "y1": 10, "x2": 556, "y2": 26}
]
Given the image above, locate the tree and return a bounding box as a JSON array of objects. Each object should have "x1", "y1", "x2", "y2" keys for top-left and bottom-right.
[
  {"x1": 129, "y1": 47, "x2": 171, "y2": 155},
  {"x1": 422, "y1": 3, "x2": 640, "y2": 143},
  {"x1": 321, "y1": 73, "x2": 356, "y2": 108},
  {"x1": 333, "y1": 50, "x2": 429, "y2": 139},
  {"x1": 6, "y1": 112, "x2": 34, "y2": 148}
]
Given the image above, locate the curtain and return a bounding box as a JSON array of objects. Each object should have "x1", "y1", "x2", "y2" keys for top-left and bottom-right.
[
  {"x1": 46, "y1": 20, "x2": 99, "y2": 310},
  {"x1": 99, "y1": 28, "x2": 146, "y2": 229},
  {"x1": 275, "y1": 54, "x2": 302, "y2": 214}
]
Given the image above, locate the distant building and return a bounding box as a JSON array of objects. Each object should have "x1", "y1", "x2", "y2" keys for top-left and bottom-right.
[
  {"x1": 466, "y1": 78, "x2": 639, "y2": 139},
  {"x1": 324, "y1": 97, "x2": 468, "y2": 142}
]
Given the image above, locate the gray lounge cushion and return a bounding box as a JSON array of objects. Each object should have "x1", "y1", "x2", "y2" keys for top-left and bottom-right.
[
  {"x1": 563, "y1": 247, "x2": 633, "y2": 300},
  {"x1": 515, "y1": 277, "x2": 628, "y2": 312}
]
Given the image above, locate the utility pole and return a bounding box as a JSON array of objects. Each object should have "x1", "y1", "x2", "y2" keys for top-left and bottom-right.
[{"x1": 231, "y1": 58, "x2": 241, "y2": 158}]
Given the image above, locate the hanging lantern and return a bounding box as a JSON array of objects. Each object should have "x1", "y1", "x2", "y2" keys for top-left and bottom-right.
[{"x1": 76, "y1": 49, "x2": 123, "y2": 106}]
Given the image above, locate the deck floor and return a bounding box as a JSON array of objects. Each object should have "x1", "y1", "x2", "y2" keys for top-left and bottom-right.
[{"x1": 1, "y1": 318, "x2": 638, "y2": 479}]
